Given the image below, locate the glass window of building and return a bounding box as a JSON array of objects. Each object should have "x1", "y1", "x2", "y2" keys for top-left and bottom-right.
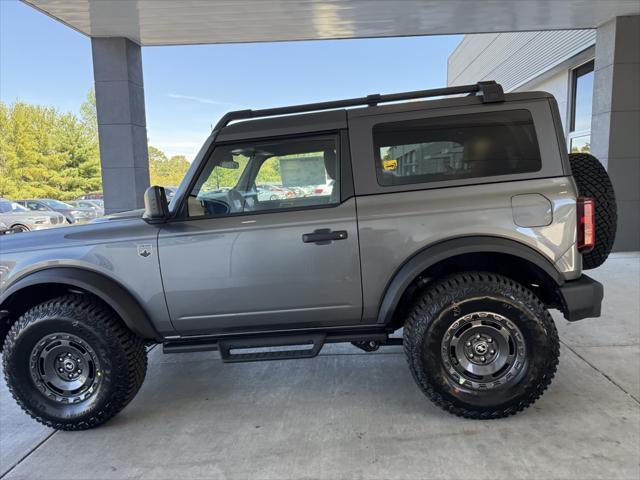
[{"x1": 569, "y1": 60, "x2": 594, "y2": 153}]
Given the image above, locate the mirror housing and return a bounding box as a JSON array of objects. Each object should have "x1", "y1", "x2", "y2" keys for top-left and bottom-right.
[{"x1": 143, "y1": 186, "x2": 169, "y2": 223}]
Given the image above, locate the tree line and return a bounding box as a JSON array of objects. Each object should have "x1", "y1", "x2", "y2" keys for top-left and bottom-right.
[{"x1": 0, "y1": 91, "x2": 190, "y2": 200}]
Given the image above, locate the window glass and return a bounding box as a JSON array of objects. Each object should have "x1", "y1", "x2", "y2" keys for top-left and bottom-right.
[
  {"x1": 568, "y1": 60, "x2": 594, "y2": 154},
  {"x1": 27, "y1": 201, "x2": 46, "y2": 211},
  {"x1": 0, "y1": 201, "x2": 11, "y2": 213},
  {"x1": 570, "y1": 135, "x2": 591, "y2": 154},
  {"x1": 41, "y1": 199, "x2": 73, "y2": 209},
  {"x1": 374, "y1": 110, "x2": 542, "y2": 186},
  {"x1": 11, "y1": 202, "x2": 27, "y2": 212},
  {"x1": 187, "y1": 135, "x2": 339, "y2": 217},
  {"x1": 571, "y1": 61, "x2": 594, "y2": 133}
]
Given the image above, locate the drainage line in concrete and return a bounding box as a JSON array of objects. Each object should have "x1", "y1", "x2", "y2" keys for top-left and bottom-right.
[
  {"x1": 560, "y1": 339, "x2": 640, "y2": 404},
  {"x1": 0, "y1": 429, "x2": 57, "y2": 479},
  {"x1": 0, "y1": 344, "x2": 160, "y2": 478}
]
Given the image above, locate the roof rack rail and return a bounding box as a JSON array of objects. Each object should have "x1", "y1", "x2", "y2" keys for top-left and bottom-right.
[{"x1": 213, "y1": 81, "x2": 504, "y2": 131}]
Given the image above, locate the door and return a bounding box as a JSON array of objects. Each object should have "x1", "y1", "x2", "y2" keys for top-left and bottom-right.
[{"x1": 158, "y1": 132, "x2": 362, "y2": 335}]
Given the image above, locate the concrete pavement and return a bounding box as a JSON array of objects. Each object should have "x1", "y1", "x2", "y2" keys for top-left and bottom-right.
[{"x1": 1, "y1": 253, "x2": 638, "y2": 480}]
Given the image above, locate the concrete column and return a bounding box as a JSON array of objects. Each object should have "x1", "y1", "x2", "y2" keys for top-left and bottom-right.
[
  {"x1": 91, "y1": 37, "x2": 149, "y2": 213},
  {"x1": 591, "y1": 16, "x2": 640, "y2": 251}
]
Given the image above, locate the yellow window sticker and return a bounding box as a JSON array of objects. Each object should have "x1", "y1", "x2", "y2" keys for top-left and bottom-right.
[{"x1": 382, "y1": 159, "x2": 397, "y2": 171}]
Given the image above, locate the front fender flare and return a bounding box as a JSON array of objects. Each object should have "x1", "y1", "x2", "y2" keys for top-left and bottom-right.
[
  {"x1": 377, "y1": 236, "x2": 565, "y2": 325},
  {"x1": 0, "y1": 267, "x2": 161, "y2": 340}
]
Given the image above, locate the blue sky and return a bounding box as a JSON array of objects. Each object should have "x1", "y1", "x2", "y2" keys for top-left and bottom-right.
[{"x1": 1, "y1": 0, "x2": 462, "y2": 160}]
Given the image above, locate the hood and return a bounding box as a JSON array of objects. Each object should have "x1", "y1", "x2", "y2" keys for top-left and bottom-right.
[
  {"x1": 91, "y1": 209, "x2": 144, "y2": 223},
  {"x1": 0, "y1": 209, "x2": 148, "y2": 254}
]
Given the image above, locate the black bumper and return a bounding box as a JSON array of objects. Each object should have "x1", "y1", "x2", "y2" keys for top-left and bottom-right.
[{"x1": 559, "y1": 275, "x2": 604, "y2": 322}]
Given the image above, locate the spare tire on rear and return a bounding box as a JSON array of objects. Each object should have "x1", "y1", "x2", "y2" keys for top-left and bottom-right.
[{"x1": 568, "y1": 153, "x2": 617, "y2": 269}]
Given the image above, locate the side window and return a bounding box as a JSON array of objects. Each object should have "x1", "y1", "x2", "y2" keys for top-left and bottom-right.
[
  {"x1": 187, "y1": 134, "x2": 340, "y2": 218},
  {"x1": 27, "y1": 201, "x2": 44, "y2": 211},
  {"x1": 373, "y1": 110, "x2": 542, "y2": 187}
]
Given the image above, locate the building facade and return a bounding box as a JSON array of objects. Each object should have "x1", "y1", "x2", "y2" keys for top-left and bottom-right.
[{"x1": 448, "y1": 20, "x2": 640, "y2": 251}]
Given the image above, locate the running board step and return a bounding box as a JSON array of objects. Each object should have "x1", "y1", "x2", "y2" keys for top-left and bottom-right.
[{"x1": 218, "y1": 334, "x2": 326, "y2": 363}]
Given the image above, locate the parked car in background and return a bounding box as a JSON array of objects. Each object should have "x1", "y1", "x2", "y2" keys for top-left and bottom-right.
[
  {"x1": 256, "y1": 184, "x2": 294, "y2": 201},
  {"x1": 77, "y1": 192, "x2": 103, "y2": 200},
  {"x1": 17, "y1": 199, "x2": 97, "y2": 223},
  {"x1": 312, "y1": 179, "x2": 335, "y2": 197},
  {"x1": 164, "y1": 187, "x2": 178, "y2": 201},
  {"x1": 68, "y1": 200, "x2": 104, "y2": 217},
  {"x1": 0, "y1": 198, "x2": 65, "y2": 232}
]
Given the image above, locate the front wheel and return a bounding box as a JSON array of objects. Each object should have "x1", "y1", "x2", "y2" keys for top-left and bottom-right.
[
  {"x1": 403, "y1": 272, "x2": 559, "y2": 419},
  {"x1": 2, "y1": 294, "x2": 147, "y2": 430},
  {"x1": 11, "y1": 224, "x2": 29, "y2": 233}
]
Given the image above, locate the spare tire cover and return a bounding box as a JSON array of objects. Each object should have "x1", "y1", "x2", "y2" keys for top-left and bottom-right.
[{"x1": 568, "y1": 153, "x2": 617, "y2": 270}]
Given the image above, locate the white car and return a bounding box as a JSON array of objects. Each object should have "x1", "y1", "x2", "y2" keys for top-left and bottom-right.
[
  {"x1": 0, "y1": 198, "x2": 66, "y2": 232},
  {"x1": 69, "y1": 200, "x2": 105, "y2": 217},
  {"x1": 311, "y1": 179, "x2": 335, "y2": 197}
]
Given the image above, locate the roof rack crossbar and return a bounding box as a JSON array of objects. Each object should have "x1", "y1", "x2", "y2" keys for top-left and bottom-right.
[{"x1": 213, "y1": 81, "x2": 504, "y2": 131}]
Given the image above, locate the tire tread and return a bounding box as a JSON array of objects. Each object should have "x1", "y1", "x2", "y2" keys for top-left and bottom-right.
[
  {"x1": 2, "y1": 294, "x2": 147, "y2": 430},
  {"x1": 403, "y1": 272, "x2": 559, "y2": 419}
]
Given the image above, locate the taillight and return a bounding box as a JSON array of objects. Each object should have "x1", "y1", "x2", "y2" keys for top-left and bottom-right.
[
  {"x1": 577, "y1": 197, "x2": 595, "y2": 252},
  {"x1": 314, "y1": 187, "x2": 323, "y2": 194}
]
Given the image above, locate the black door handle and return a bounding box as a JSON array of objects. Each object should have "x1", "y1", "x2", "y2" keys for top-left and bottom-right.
[{"x1": 302, "y1": 229, "x2": 348, "y2": 244}]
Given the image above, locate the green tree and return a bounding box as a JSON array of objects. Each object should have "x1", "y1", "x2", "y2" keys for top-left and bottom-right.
[
  {"x1": 0, "y1": 96, "x2": 102, "y2": 200},
  {"x1": 0, "y1": 92, "x2": 194, "y2": 202},
  {"x1": 149, "y1": 147, "x2": 190, "y2": 187}
]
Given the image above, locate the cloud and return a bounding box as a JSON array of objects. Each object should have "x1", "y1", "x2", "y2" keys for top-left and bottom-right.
[{"x1": 167, "y1": 94, "x2": 244, "y2": 108}]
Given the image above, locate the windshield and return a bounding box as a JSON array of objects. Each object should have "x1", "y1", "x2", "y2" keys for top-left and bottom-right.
[{"x1": 42, "y1": 199, "x2": 73, "y2": 209}]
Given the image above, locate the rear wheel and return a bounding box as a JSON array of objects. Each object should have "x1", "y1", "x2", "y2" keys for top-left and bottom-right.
[
  {"x1": 2, "y1": 294, "x2": 147, "y2": 430},
  {"x1": 404, "y1": 272, "x2": 559, "y2": 419}
]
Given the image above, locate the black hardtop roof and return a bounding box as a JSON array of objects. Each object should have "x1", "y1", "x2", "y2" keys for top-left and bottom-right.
[
  {"x1": 217, "y1": 81, "x2": 504, "y2": 132},
  {"x1": 217, "y1": 83, "x2": 552, "y2": 142}
]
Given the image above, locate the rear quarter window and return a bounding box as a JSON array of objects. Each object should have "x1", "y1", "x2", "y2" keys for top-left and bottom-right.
[{"x1": 373, "y1": 110, "x2": 542, "y2": 187}]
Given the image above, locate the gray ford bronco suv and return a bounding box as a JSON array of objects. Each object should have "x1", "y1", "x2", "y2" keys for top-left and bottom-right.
[{"x1": 0, "y1": 82, "x2": 616, "y2": 430}]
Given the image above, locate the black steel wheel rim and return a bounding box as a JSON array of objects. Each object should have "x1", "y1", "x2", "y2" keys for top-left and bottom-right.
[
  {"x1": 29, "y1": 332, "x2": 102, "y2": 403},
  {"x1": 441, "y1": 312, "x2": 526, "y2": 390}
]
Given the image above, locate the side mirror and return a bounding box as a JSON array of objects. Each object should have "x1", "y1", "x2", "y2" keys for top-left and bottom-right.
[{"x1": 143, "y1": 186, "x2": 169, "y2": 223}]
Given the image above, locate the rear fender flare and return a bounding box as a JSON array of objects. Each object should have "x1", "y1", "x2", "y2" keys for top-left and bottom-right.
[{"x1": 377, "y1": 236, "x2": 564, "y2": 325}]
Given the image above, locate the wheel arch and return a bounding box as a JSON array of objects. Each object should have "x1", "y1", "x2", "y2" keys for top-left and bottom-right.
[
  {"x1": 378, "y1": 236, "x2": 565, "y2": 329},
  {"x1": 0, "y1": 267, "x2": 162, "y2": 349},
  {"x1": 10, "y1": 223, "x2": 30, "y2": 231}
]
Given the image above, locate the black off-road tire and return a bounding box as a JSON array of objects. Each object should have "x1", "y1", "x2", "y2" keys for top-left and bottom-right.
[
  {"x1": 2, "y1": 294, "x2": 147, "y2": 430},
  {"x1": 404, "y1": 272, "x2": 559, "y2": 419},
  {"x1": 569, "y1": 152, "x2": 617, "y2": 269}
]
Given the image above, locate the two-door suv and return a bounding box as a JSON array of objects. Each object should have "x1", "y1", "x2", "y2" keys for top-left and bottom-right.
[{"x1": 0, "y1": 82, "x2": 616, "y2": 429}]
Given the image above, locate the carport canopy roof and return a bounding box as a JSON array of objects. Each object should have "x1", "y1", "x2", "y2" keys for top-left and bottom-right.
[{"x1": 23, "y1": 0, "x2": 640, "y2": 46}]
